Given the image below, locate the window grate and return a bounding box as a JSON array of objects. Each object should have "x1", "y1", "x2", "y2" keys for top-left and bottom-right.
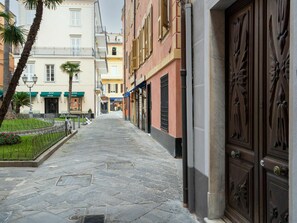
[{"x1": 160, "y1": 74, "x2": 168, "y2": 131}]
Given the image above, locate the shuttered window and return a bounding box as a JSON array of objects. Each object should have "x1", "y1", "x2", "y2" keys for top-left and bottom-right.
[
  {"x1": 158, "y1": 0, "x2": 170, "y2": 40},
  {"x1": 160, "y1": 74, "x2": 169, "y2": 131}
]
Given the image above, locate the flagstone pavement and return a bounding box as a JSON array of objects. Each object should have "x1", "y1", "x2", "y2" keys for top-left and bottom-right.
[{"x1": 0, "y1": 112, "x2": 199, "y2": 223}]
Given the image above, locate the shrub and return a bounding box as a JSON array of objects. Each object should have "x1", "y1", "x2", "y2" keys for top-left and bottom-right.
[{"x1": 0, "y1": 133, "x2": 22, "y2": 146}]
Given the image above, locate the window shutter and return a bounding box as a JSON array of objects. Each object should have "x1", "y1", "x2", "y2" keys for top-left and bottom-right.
[
  {"x1": 121, "y1": 84, "x2": 123, "y2": 93},
  {"x1": 132, "y1": 39, "x2": 138, "y2": 70},
  {"x1": 158, "y1": 0, "x2": 162, "y2": 39},
  {"x1": 108, "y1": 84, "x2": 111, "y2": 93},
  {"x1": 161, "y1": 0, "x2": 168, "y2": 28},
  {"x1": 116, "y1": 84, "x2": 118, "y2": 93},
  {"x1": 149, "y1": 7, "x2": 153, "y2": 54},
  {"x1": 144, "y1": 19, "x2": 149, "y2": 59}
]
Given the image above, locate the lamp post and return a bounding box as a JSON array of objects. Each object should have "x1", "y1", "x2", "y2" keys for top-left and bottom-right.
[{"x1": 22, "y1": 74, "x2": 38, "y2": 118}]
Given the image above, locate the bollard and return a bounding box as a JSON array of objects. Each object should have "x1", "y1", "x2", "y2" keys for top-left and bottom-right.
[
  {"x1": 65, "y1": 120, "x2": 68, "y2": 136},
  {"x1": 78, "y1": 116, "x2": 80, "y2": 128},
  {"x1": 72, "y1": 118, "x2": 76, "y2": 130}
]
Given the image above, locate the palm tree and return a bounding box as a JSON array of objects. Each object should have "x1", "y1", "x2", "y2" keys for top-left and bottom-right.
[
  {"x1": 12, "y1": 92, "x2": 30, "y2": 114},
  {"x1": 60, "y1": 62, "x2": 81, "y2": 114},
  {"x1": 0, "y1": 0, "x2": 64, "y2": 127}
]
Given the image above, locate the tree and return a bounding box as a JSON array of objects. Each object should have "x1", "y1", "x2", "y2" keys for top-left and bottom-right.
[
  {"x1": 60, "y1": 62, "x2": 81, "y2": 114},
  {"x1": 0, "y1": 0, "x2": 63, "y2": 127},
  {"x1": 12, "y1": 92, "x2": 30, "y2": 114}
]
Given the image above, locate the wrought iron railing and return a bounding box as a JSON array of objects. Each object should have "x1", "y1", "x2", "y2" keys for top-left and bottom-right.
[{"x1": 14, "y1": 47, "x2": 100, "y2": 57}]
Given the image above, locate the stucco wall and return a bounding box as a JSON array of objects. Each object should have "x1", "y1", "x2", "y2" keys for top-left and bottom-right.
[{"x1": 15, "y1": 57, "x2": 95, "y2": 114}]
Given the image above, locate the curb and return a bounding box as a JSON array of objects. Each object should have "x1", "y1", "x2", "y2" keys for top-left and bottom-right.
[{"x1": 0, "y1": 130, "x2": 78, "y2": 168}]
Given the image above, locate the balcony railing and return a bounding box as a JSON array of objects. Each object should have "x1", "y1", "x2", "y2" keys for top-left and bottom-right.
[
  {"x1": 14, "y1": 47, "x2": 105, "y2": 58},
  {"x1": 95, "y1": 26, "x2": 106, "y2": 34}
]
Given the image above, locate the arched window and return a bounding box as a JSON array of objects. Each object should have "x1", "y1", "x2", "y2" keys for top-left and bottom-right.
[{"x1": 112, "y1": 47, "x2": 117, "y2": 55}]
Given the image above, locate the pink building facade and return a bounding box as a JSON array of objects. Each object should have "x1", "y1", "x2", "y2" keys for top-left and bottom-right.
[{"x1": 123, "y1": 0, "x2": 182, "y2": 157}]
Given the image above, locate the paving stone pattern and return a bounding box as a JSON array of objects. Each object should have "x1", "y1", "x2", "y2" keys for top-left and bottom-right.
[{"x1": 0, "y1": 112, "x2": 199, "y2": 223}]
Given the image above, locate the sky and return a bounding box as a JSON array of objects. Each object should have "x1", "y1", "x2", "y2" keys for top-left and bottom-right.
[{"x1": 0, "y1": 0, "x2": 124, "y2": 33}]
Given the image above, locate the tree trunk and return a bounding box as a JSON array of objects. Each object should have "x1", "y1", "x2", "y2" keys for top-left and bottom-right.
[
  {"x1": 68, "y1": 76, "x2": 73, "y2": 114},
  {"x1": 16, "y1": 105, "x2": 20, "y2": 114},
  {"x1": 0, "y1": 0, "x2": 44, "y2": 127},
  {"x1": 3, "y1": 0, "x2": 12, "y2": 115}
]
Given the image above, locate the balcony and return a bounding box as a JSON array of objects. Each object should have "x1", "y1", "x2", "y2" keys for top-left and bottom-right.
[
  {"x1": 14, "y1": 47, "x2": 97, "y2": 57},
  {"x1": 95, "y1": 50, "x2": 108, "y2": 74},
  {"x1": 95, "y1": 26, "x2": 108, "y2": 54}
]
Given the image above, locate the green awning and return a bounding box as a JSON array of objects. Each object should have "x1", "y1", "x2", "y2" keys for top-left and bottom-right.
[
  {"x1": 22, "y1": 92, "x2": 38, "y2": 97},
  {"x1": 0, "y1": 90, "x2": 3, "y2": 97},
  {"x1": 40, "y1": 92, "x2": 62, "y2": 97},
  {"x1": 64, "y1": 92, "x2": 85, "y2": 97}
]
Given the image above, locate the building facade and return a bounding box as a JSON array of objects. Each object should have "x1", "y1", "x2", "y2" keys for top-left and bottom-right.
[
  {"x1": 0, "y1": 3, "x2": 15, "y2": 94},
  {"x1": 123, "y1": 0, "x2": 182, "y2": 157},
  {"x1": 101, "y1": 33, "x2": 124, "y2": 113},
  {"x1": 15, "y1": 0, "x2": 107, "y2": 117},
  {"x1": 184, "y1": 0, "x2": 297, "y2": 222}
]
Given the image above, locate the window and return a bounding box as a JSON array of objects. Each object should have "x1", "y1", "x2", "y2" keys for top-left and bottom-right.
[
  {"x1": 112, "y1": 47, "x2": 117, "y2": 55},
  {"x1": 45, "y1": 65, "x2": 55, "y2": 82},
  {"x1": 160, "y1": 74, "x2": 168, "y2": 131},
  {"x1": 24, "y1": 63, "x2": 35, "y2": 81},
  {"x1": 110, "y1": 84, "x2": 116, "y2": 93},
  {"x1": 73, "y1": 73, "x2": 79, "y2": 82},
  {"x1": 158, "y1": 0, "x2": 170, "y2": 40},
  {"x1": 70, "y1": 9, "x2": 81, "y2": 26},
  {"x1": 70, "y1": 36, "x2": 81, "y2": 55}
]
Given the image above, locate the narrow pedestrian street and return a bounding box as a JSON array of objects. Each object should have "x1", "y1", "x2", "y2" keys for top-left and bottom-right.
[{"x1": 0, "y1": 112, "x2": 198, "y2": 223}]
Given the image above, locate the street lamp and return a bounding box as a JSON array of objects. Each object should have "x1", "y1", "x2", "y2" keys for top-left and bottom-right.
[{"x1": 22, "y1": 74, "x2": 38, "y2": 118}]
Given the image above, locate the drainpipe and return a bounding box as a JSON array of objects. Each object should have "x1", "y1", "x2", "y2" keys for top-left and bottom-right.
[
  {"x1": 123, "y1": 1, "x2": 127, "y2": 120},
  {"x1": 185, "y1": 3, "x2": 194, "y2": 211},
  {"x1": 180, "y1": 0, "x2": 188, "y2": 207}
]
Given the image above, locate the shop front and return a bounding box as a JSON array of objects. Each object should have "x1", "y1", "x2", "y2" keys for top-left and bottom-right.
[
  {"x1": 110, "y1": 97, "x2": 123, "y2": 111},
  {"x1": 40, "y1": 92, "x2": 62, "y2": 116}
]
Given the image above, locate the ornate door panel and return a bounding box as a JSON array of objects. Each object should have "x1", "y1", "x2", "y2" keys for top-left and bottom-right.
[
  {"x1": 226, "y1": 0, "x2": 290, "y2": 222},
  {"x1": 262, "y1": 0, "x2": 289, "y2": 222},
  {"x1": 225, "y1": 1, "x2": 255, "y2": 222}
]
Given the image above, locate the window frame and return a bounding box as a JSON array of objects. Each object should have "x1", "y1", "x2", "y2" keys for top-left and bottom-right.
[
  {"x1": 70, "y1": 9, "x2": 81, "y2": 27},
  {"x1": 45, "y1": 64, "x2": 55, "y2": 83}
]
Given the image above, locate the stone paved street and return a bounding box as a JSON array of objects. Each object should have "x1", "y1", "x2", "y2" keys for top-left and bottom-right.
[{"x1": 0, "y1": 112, "x2": 199, "y2": 223}]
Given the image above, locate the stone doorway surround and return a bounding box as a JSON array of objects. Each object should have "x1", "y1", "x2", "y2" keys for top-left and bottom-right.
[{"x1": 203, "y1": 0, "x2": 297, "y2": 222}]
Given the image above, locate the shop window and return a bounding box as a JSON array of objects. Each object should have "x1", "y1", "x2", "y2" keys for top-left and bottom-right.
[
  {"x1": 160, "y1": 74, "x2": 168, "y2": 131},
  {"x1": 70, "y1": 97, "x2": 82, "y2": 111}
]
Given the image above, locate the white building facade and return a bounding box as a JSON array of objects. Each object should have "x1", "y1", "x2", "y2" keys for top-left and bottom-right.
[{"x1": 15, "y1": 0, "x2": 107, "y2": 117}]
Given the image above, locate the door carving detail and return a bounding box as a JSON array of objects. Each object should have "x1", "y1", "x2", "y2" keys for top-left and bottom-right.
[
  {"x1": 229, "y1": 11, "x2": 250, "y2": 143},
  {"x1": 268, "y1": 0, "x2": 290, "y2": 151}
]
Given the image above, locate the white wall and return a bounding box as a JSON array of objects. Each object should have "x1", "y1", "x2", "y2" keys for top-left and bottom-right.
[
  {"x1": 16, "y1": 57, "x2": 95, "y2": 113},
  {"x1": 18, "y1": 0, "x2": 95, "y2": 48}
]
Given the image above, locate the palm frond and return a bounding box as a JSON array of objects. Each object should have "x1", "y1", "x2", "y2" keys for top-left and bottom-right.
[
  {"x1": 0, "y1": 24, "x2": 26, "y2": 46},
  {"x1": 0, "y1": 12, "x2": 10, "y2": 22},
  {"x1": 44, "y1": 0, "x2": 64, "y2": 9}
]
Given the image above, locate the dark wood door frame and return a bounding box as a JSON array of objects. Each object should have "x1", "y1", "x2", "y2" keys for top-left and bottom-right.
[{"x1": 225, "y1": 0, "x2": 289, "y2": 222}]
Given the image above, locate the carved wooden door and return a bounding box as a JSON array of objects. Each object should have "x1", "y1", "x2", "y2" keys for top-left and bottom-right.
[{"x1": 225, "y1": 0, "x2": 289, "y2": 222}]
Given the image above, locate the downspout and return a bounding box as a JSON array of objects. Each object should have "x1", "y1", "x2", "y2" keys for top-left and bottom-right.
[
  {"x1": 180, "y1": 0, "x2": 188, "y2": 207},
  {"x1": 123, "y1": 1, "x2": 127, "y2": 120},
  {"x1": 185, "y1": 3, "x2": 194, "y2": 211}
]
